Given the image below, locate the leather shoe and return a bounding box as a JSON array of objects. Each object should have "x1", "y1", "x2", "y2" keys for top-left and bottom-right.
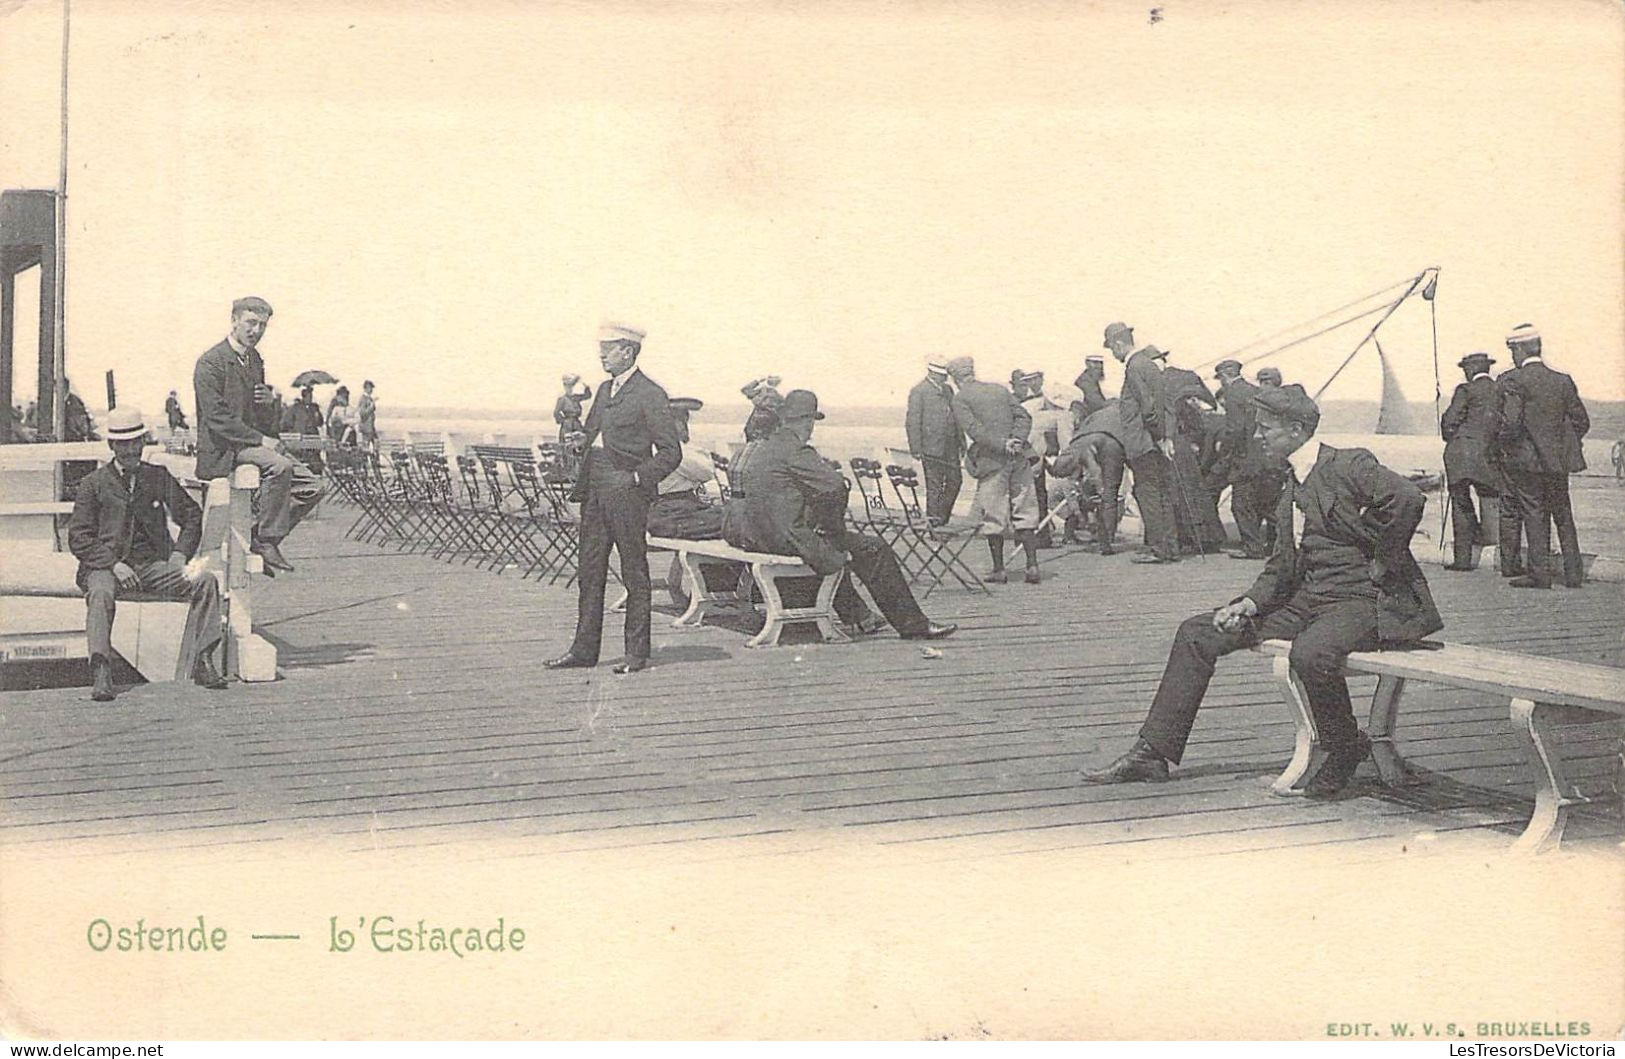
[
  {"x1": 1508, "y1": 576, "x2": 1552, "y2": 590},
  {"x1": 1563, "y1": 578, "x2": 1584, "y2": 589},
  {"x1": 1080, "y1": 739, "x2": 1169, "y2": 784},
  {"x1": 613, "y1": 657, "x2": 649, "y2": 674},
  {"x1": 1304, "y1": 732, "x2": 1371, "y2": 799},
  {"x1": 1130, "y1": 553, "x2": 1178, "y2": 564},
  {"x1": 985, "y1": 569, "x2": 1008, "y2": 584},
  {"x1": 1499, "y1": 565, "x2": 1526, "y2": 578},
  {"x1": 901, "y1": 622, "x2": 957, "y2": 641},
  {"x1": 1024, "y1": 566, "x2": 1042, "y2": 584},
  {"x1": 1099, "y1": 543, "x2": 1116, "y2": 556},
  {"x1": 90, "y1": 654, "x2": 116, "y2": 702},
  {"x1": 1226, "y1": 549, "x2": 1267, "y2": 560},
  {"x1": 853, "y1": 613, "x2": 890, "y2": 636},
  {"x1": 252, "y1": 539, "x2": 296, "y2": 572},
  {"x1": 192, "y1": 654, "x2": 228, "y2": 690},
  {"x1": 544, "y1": 653, "x2": 595, "y2": 670},
  {"x1": 1442, "y1": 562, "x2": 1475, "y2": 572}
]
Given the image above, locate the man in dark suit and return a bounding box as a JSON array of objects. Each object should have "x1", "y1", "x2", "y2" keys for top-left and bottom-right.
[
  {"x1": 1212, "y1": 359, "x2": 1282, "y2": 559},
  {"x1": 1051, "y1": 399, "x2": 1127, "y2": 554},
  {"x1": 1072, "y1": 355, "x2": 1109, "y2": 417},
  {"x1": 1440, "y1": 352, "x2": 1503, "y2": 571},
  {"x1": 1106, "y1": 322, "x2": 1179, "y2": 563},
  {"x1": 1081, "y1": 384, "x2": 1442, "y2": 797},
  {"x1": 546, "y1": 323, "x2": 684, "y2": 674},
  {"x1": 948, "y1": 356, "x2": 1042, "y2": 584},
  {"x1": 722, "y1": 390, "x2": 956, "y2": 641},
  {"x1": 68, "y1": 407, "x2": 226, "y2": 702},
  {"x1": 905, "y1": 361, "x2": 963, "y2": 525},
  {"x1": 192, "y1": 296, "x2": 324, "y2": 574},
  {"x1": 1496, "y1": 323, "x2": 1590, "y2": 589}
]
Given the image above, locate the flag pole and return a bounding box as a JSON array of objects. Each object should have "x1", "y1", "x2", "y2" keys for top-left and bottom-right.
[{"x1": 52, "y1": 0, "x2": 69, "y2": 439}]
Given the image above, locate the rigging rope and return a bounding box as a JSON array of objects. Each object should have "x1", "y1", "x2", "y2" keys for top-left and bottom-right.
[{"x1": 1193, "y1": 272, "x2": 1424, "y2": 371}]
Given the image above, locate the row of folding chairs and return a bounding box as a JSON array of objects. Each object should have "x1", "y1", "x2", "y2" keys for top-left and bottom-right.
[
  {"x1": 846, "y1": 458, "x2": 988, "y2": 597},
  {"x1": 324, "y1": 445, "x2": 584, "y2": 586}
]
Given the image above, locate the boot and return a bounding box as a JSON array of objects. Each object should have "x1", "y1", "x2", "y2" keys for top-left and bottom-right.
[
  {"x1": 1304, "y1": 732, "x2": 1372, "y2": 799},
  {"x1": 193, "y1": 652, "x2": 228, "y2": 690},
  {"x1": 1080, "y1": 739, "x2": 1169, "y2": 784},
  {"x1": 90, "y1": 654, "x2": 116, "y2": 702}
]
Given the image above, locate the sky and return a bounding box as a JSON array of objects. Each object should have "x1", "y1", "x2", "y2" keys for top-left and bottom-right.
[{"x1": 1, "y1": 0, "x2": 1621, "y2": 422}]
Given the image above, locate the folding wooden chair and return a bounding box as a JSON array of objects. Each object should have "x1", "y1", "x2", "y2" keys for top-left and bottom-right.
[
  {"x1": 847, "y1": 456, "x2": 927, "y2": 579},
  {"x1": 884, "y1": 463, "x2": 989, "y2": 596}
]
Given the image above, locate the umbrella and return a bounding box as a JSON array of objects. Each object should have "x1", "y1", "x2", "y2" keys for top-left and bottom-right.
[{"x1": 291, "y1": 369, "x2": 339, "y2": 388}]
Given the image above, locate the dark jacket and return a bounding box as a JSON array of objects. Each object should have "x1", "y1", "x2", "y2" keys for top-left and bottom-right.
[
  {"x1": 1053, "y1": 402, "x2": 1126, "y2": 478},
  {"x1": 1215, "y1": 376, "x2": 1266, "y2": 478},
  {"x1": 1440, "y1": 374, "x2": 1501, "y2": 488},
  {"x1": 1244, "y1": 445, "x2": 1442, "y2": 644},
  {"x1": 1072, "y1": 371, "x2": 1109, "y2": 418},
  {"x1": 568, "y1": 368, "x2": 683, "y2": 504},
  {"x1": 193, "y1": 339, "x2": 279, "y2": 480},
  {"x1": 1496, "y1": 359, "x2": 1588, "y2": 474},
  {"x1": 722, "y1": 428, "x2": 850, "y2": 575},
  {"x1": 68, "y1": 461, "x2": 203, "y2": 581},
  {"x1": 905, "y1": 376, "x2": 962, "y2": 461},
  {"x1": 1117, "y1": 349, "x2": 1167, "y2": 460},
  {"x1": 281, "y1": 398, "x2": 325, "y2": 436},
  {"x1": 951, "y1": 379, "x2": 1031, "y2": 479}
]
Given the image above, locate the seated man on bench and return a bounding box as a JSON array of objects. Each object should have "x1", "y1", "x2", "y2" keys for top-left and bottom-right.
[
  {"x1": 721, "y1": 389, "x2": 956, "y2": 642},
  {"x1": 68, "y1": 407, "x2": 227, "y2": 702},
  {"x1": 1080, "y1": 384, "x2": 1442, "y2": 798}
]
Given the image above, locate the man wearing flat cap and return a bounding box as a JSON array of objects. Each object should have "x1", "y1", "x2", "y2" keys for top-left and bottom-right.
[
  {"x1": 947, "y1": 356, "x2": 1043, "y2": 583},
  {"x1": 905, "y1": 361, "x2": 963, "y2": 525},
  {"x1": 1073, "y1": 355, "x2": 1109, "y2": 419},
  {"x1": 546, "y1": 323, "x2": 684, "y2": 674},
  {"x1": 192, "y1": 296, "x2": 325, "y2": 574},
  {"x1": 1106, "y1": 324, "x2": 1180, "y2": 564},
  {"x1": 1082, "y1": 384, "x2": 1442, "y2": 798},
  {"x1": 1439, "y1": 352, "x2": 1503, "y2": 572},
  {"x1": 1495, "y1": 324, "x2": 1590, "y2": 588},
  {"x1": 723, "y1": 390, "x2": 956, "y2": 641},
  {"x1": 1255, "y1": 366, "x2": 1283, "y2": 388},
  {"x1": 68, "y1": 407, "x2": 227, "y2": 701},
  {"x1": 1212, "y1": 359, "x2": 1282, "y2": 559}
]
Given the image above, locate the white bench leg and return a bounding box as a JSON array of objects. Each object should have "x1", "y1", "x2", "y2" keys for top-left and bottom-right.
[
  {"x1": 746, "y1": 562, "x2": 788, "y2": 648},
  {"x1": 812, "y1": 571, "x2": 847, "y2": 643},
  {"x1": 1367, "y1": 674, "x2": 1415, "y2": 786},
  {"x1": 1507, "y1": 697, "x2": 1604, "y2": 855},
  {"x1": 670, "y1": 552, "x2": 722, "y2": 628},
  {"x1": 1270, "y1": 655, "x2": 1325, "y2": 797}
]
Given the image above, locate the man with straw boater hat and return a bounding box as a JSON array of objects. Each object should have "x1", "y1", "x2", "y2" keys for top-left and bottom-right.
[
  {"x1": 546, "y1": 322, "x2": 683, "y2": 674},
  {"x1": 905, "y1": 359, "x2": 963, "y2": 525},
  {"x1": 1439, "y1": 351, "x2": 1503, "y2": 571},
  {"x1": 68, "y1": 407, "x2": 227, "y2": 702}
]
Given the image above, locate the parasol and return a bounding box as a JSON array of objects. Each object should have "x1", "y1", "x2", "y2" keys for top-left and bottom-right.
[{"x1": 291, "y1": 369, "x2": 339, "y2": 388}]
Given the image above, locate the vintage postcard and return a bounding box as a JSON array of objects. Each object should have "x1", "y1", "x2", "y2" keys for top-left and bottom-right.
[{"x1": 0, "y1": 0, "x2": 1621, "y2": 1042}]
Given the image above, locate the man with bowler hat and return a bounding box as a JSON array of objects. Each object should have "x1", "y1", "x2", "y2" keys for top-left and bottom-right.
[
  {"x1": 905, "y1": 360, "x2": 963, "y2": 525},
  {"x1": 722, "y1": 389, "x2": 956, "y2": 641},
  {"x1": 1105, "y1": 323, "x2": 1179, "y2": 563},
  {"x1": 1080, "y1": 384, "x2": 1441, "y2": 797},
  {"x1": 69, "y1": 407, "x2": 227, "y2": 701},
  {"x1": 1439, "y1": 352, "x2": 1503, "y2": 571},
  {"x1": 546, "y1": 322, "x2": 683, "y2": 673},
  {"x1": 1496, "y1": 324, "x2": 1590, "y2": 588}
]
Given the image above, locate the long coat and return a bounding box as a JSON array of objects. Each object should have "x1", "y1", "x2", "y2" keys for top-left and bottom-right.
[
  {"x1": 951, "y1": 379, "x2": 1032, "y2": 480},
  {"x1": 722, "y1": 428, "x2": 850, "y2": 575},
  {"x1": 1215, "y1": 376, "x2": 1267, "y2": 478},
  {"x1": 1440, "y1": 375, "x2": 1501, "y2": 488},
  {"x1": 568, "y1": 369, "x2": 683, "y2": 504},
  {"x1": 192, "y1": 339, "x2": 279, "y2": 480},
  {"x1": 905, "y1": 376, "x2": 962, "y2": 461},
  {"x1": 1072, "y1": 371, "x2": 1109, "y2": 418},
  {"x1": 1116, "y1": 349, "x2": 1167, "y2": 460},
  {"x1": 68, "y1": 462, "x2": 203, "y2": 582},
  {"x1": 1244, "y1": 444, "x2": 1442, "y2": 644},
  {"x1": 1495, "y1": 359, "x2": 1589, "y2": 474}
]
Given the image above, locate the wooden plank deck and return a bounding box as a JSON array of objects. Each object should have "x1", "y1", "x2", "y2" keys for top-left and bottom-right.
[{"x1": 2, "y1": 498, "x2": 1622, "y2": 863}]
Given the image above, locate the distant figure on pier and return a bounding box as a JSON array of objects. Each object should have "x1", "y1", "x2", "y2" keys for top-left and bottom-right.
[
  {"x1": 63, "y1": 380, "x2": 97, "y2": 441},
  {"x1": 358, "y1": 380, "x2": 379, "y2": 453},
  {"x1": 721, "y1": 389, "x2": 956, "y2": 641},
  {"x1": 1161, "y1": 364, "x2": 1226, "y2": 554},
  {"x1": 164, "y1": 390, "x2": 189, "y2": 432},
  {"x1": 1439, "y1": 352, "x2": 1503, "y2": 572},
  {"x1": 68, "y1": 407, "x2": 226, "y2": 701},
  {"x1": 1212, "y1": 359, "x2": 1282, "y2": 560},
  {"x1": 1073, "y1": 355, "x2": 1109, "y2": 418},
  {"x1": 1107, "y1": 324, "x2": 1179, "y2": 564},
  {"x1": 553, "y1": 373, "x2": 591, "y2": 445},
  {"x1": 948, "y1": 356, "x2": 1042, "y2": 584},
  {"x1": 192, "y1": 296, "x2": 325, "y2": 575},
  {"x1": 281, "y1": 384, "x2": 327, "y2": 473},
  {"x1": 905, "y1": 360, "x2": 963, "y2": 525},
  {"x1": 1496, "y1": 323, "x2": 1589, "y2": 589},
  {"x1": 741, "y1": 376, "x2": 784, "y2": 442},
  {"x1": 1052, "y1": 399, "x2": 1128, "y2": 554},
  {"x1": 545, "y1": 322, "x2": 683, "y2": 675},
  {"x1": 1081, "y1": 384, "x2": 1442, "y2": 797},
  {"x1": 1255, "y1": 366, "x2": 1283, "y2": 388},
  {"x1": 326, "y1": 385, "x2": 358, "y2": 448}
]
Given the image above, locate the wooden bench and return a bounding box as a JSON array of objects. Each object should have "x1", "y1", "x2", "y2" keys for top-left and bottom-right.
[
  {"x1": 1254, "y1": 638, "x2": 1625, "y2": 854},
  {"x1": 647, "y1": 535, "x2": 848, "y2": 649}
]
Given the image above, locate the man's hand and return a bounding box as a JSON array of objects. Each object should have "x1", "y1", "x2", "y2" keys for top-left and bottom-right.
[
  {"x1": 1158, "y1": 438, "x2": 1176, "y2": 460},
  {"x1": 1003, "y1": 438, "x2": 1025, "y2": 456},
  {"x1": 111, "y1": 561, "x2": 140, "y2": 590},
  {"x1": 1212, "y1": 597, "x2": 1258, "y2": 633},
  {"x1": 167, "y1": 551, "x2": 188, "y2": 571},
  {"x1": 253, "y1": 383, "x2": 275, "y2": 404}
]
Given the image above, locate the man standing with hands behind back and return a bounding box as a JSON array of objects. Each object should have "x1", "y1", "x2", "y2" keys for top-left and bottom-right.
[
  {"x1": 192, "y1": 296, "x2": 324, "y2": 575},
  {"x1": 546, "y1": 322, "x2": 683, "y2": 674}
]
